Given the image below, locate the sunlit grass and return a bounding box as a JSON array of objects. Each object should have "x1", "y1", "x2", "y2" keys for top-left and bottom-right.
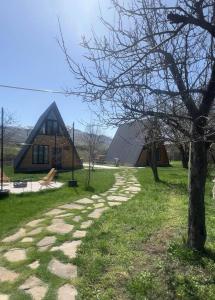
[
  {"x1": 0, "y1": 168, "x2": 115, "y2": 239},
  {"x1": 76, "y1": 164, "x2": 215, "y2": 299}
]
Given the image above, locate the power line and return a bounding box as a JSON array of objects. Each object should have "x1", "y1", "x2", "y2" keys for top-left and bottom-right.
[{"x1": 0, "y1": 84, "x2": 69, "y2": 95}]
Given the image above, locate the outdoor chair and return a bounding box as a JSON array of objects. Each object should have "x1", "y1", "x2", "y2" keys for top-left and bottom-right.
[
  {"x1": 39, "y1": 168, "x2": 56, "y2": 189},
  {"x1": 41, "y1": 168, "x2": 55, "y2": 181}
]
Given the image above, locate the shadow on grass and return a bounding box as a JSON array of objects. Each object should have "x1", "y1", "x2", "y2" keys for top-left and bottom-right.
[
  {"x1": 85, "y1": 186, "x2": 95, "y2": 193},
  {"x1": 160, "y1": 180, "x2": 188, "y2": 194},
  {"x1": 168, "y1": 241, "x2": 215, "y2": 267}
]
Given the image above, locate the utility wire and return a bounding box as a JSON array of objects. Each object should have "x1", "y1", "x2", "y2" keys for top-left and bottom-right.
[{"x1": 0, "y1": 84, "x2": 69, "y2": 95}]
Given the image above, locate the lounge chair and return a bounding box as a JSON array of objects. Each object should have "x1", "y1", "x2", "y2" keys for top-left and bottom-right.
[
  {"x1": 39, "y1": 168, "x2": 56, "y2": 189},
  {"x1": 41, "y1": 168, "x2": 55, "y2": 181}
]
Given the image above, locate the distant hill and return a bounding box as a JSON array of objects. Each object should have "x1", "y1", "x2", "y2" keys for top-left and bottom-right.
[
  {"x1": 4, "y1": 126, "x2": 112, "y2": 161},
  {"x1": 5, "y1": 126, "x2": 112, "y2": 146}
]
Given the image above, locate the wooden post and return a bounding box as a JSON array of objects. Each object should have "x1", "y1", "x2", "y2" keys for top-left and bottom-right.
[
  {"x1": 0, "y1": 107, "x2": 9, "y2": 197},
  {"x1": 68, "y1": 122, "x2": 77, "y2": 187},
  {"x1": 1, "y1": 107, "x2": 3, "y2": 191},
  {"x1": 72, "y1": 122, "x2": 75, "y2": 180}
]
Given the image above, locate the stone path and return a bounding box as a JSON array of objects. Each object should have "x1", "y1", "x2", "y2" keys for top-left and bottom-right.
[{"x1": 0, "y1": 170, "x2": 141, "y2": 299}]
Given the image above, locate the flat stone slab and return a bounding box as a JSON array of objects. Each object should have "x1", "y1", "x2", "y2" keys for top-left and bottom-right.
[
  {"x1": 48, "y1": 259, "x2": 77, "y2": 279},
  {"x1": 27, "y1": 227, "x2": 43, "y2": 236},
  {"x1": 94, "y1": 203, "x2": 105, "y2": 208},
  {"x1": 114, "y1": 182, "x2": 125, "y2": 186},
  {"x1": 73, "y1": 230, "x2": 87, "y2": 238},
  {"x1": 108, "y1": 188, "x2": 118, "y2": 192},
  {"x1": 26, "y1": 218, "x2": 44, "y2": 227},
  {"x1": 125, "y1": 186, "x2": 141, "y2": 192},
  {"x1": 6, "y1": 181, "x2": 63, "y2": 194},
  {"x1": 0, "y1": 294, "x2": 9, "y2": 300},
  {"x1": 58, "y1": 284, "x2": 77, "y2": 300},
  {"x1": 55, "y1": 213, "x2": 73, "y2": 218},
  {"x1": 100, "y1": 192, "x2": 108, "y2": 196},
  {"x1": 108, "y1": 202, "x2": 122, "y2": 207},
  {"x1": 59, "y1": 203, "x2": 84, "y2": 210},
  {"x1": 80, "y1": 220, "x2": 93, "y2": 229},
  {"x1": 107, "y1": 195, "x2": 129, "y2": 202},
  {"x1": 28, "y1": 261, "x2": 40, "y2": 270},
  {"x1": 21, "y1": 237, "x2": 34, "y2": 243},
  {"x1": 37, "y1": 236, "x2": 56, "y2": 248},
  {"x1": 4, "y1": 248, "x2": 27, "y2": 262},
  {"x1": 76, "y1": 198, "x2": 94, "y2": 204},
  {"x1": 91, "y1": 195, "x2": 101, "y2": 200},
  {"x1": 2, "y1": 228, "x2": 26, "y2": 243},
  {"x1": 88, "y1": 207, "x2": 109, "y2": 219},
  {"x1": 73, "y1": 216, "x2": 82, "y2": 222},
  {"x1": 47, "y1": 220, "x2": 73, "y2": 234},
  {"x1": 19, "y1": 276, "x2": 48, "y2": 300},
  {"x1": 51, "y1": 240, "x2": 82, "y2": 259},
  {"x1": 45, "y1": 209, "x2": 64, "y2": 216},
  {"x1": 52, "y1": 218, "x2": 64, "y2": 224},
  {"x1": 0, "y1": 266, "x2": 19, "y2": 282}
]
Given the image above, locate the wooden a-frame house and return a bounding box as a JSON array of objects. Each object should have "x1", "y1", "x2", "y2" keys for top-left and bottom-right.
[
  {"x1": 106, "y1": 121, "x2": 169, "y2": 167},
  {"x1": 14, "y1": 102, "x2": 82, "y2": 172}
]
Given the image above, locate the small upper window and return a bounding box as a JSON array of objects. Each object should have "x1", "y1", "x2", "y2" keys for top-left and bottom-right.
[
  {"x1": 39, "y1": 123, "x2": 46, "y2": 134},
  {"x1": 46, "y1": 120, "x2": 59, "y2": 135}
]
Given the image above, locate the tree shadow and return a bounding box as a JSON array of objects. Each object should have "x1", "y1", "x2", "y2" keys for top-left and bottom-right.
[
  {"x1": 160, "y1": 180, "x2": 188, "y2": 194},
  {"x1": 85, "y1": 186, "x2": 95, "y2": 193},
  {"x1": 169, "y1": 241, "x2": 215, "y2": 267},
  {"x1": 202, "y1": 248, "x2": 215, "y2": 263}
]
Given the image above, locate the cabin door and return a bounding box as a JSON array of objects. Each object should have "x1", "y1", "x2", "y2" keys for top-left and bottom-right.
[{"x1": 52, "y1": 147, "x2": 62, "y2": 169}]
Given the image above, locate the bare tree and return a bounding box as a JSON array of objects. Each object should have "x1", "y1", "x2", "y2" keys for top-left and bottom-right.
[
  {"x1": 3, "y1": 111, "x2": 18, "y2": 145},
  {"x1": 60, "y1": 0, "x2": 215, "y2": 250},
  {"x1": 161, "y1": 118, "x2": 191, "y2": 169},
  {"x1": 84, "y1": 124, "x2": 102, "y2": 188},
  {"x1": 143, "y1": 117, "x2": 163, "y2": 182}
]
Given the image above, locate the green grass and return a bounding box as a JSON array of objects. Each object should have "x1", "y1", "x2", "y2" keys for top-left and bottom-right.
[
  {"x1": 0, "y1": 168, "x2": 115, "y2": 239},
  {"x1": 1, "y1": 163, "x2": 215, "y2": 299},
  {"x1": 76, "y1": 164, "x2": 215, "y2": 299}
]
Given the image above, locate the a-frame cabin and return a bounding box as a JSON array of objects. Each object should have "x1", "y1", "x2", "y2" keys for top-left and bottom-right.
[
  {"x1": 106, "y1": 121, "x2": 169, "y2": 167},
  {"x1": 14, "y1": 102, "x2": 82, "y2": 172}
]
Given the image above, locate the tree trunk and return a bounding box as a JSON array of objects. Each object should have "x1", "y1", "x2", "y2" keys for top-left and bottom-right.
[
  {"x1": 178, "y1": 144, "x2": 189, "y2": 169},
  {"x1": 149, "y1": 142, "x2": 160, "y2": 182},
  {"x1": 188, "y1": 136, "x2": 207, "y2": 251}
]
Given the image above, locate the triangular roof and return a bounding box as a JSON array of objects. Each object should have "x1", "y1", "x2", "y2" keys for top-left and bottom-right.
[
  {"x1": 14, "y1": 102, "x2": 80, "y2": 169},
  {"x1": 106, "y1": 120, "x2": 147, "y2": 166}
]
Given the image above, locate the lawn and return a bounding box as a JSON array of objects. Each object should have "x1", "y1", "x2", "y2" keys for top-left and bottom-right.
[
  {"x1": 0, "y1": 167, "x2": 115, "y2": 239},
  {"x1": 76, "y1": 163, "x2": 215, "y2": 299},
  {"x1": 1, "y1": 163, "x2": 215, "y2": 299}
]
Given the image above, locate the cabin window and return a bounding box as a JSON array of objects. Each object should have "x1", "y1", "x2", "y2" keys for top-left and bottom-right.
[
  {"x1": 46, "y1": 120, "x2": 59, "y2": 135},
  {"x1": 39, "y1": 123, "x2": 46, "y2": 134},
  {"x1": 32, "y1": 145, "x2": 49, "y2": 164}
]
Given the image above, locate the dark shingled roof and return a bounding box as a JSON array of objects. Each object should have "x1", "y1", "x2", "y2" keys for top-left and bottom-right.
[
  {"x1": 106, "y1": 121, "x2": 147, "y2": 166},
  {"x1": 14, "y1": 101, "x2": 81, "y2": 170}
]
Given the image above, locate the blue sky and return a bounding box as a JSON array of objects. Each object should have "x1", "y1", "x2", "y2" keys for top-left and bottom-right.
[{"x1": 0, "y1": 0, "x2": 116, "y2": 137}]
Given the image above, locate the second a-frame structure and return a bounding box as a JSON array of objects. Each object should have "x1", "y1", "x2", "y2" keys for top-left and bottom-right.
[
  {"x1": 106, "y1": 121, "x2": 169, "y2": 167},
  {"x1": 14, "y1": 102, "x2": 82, "y2": 172}
]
